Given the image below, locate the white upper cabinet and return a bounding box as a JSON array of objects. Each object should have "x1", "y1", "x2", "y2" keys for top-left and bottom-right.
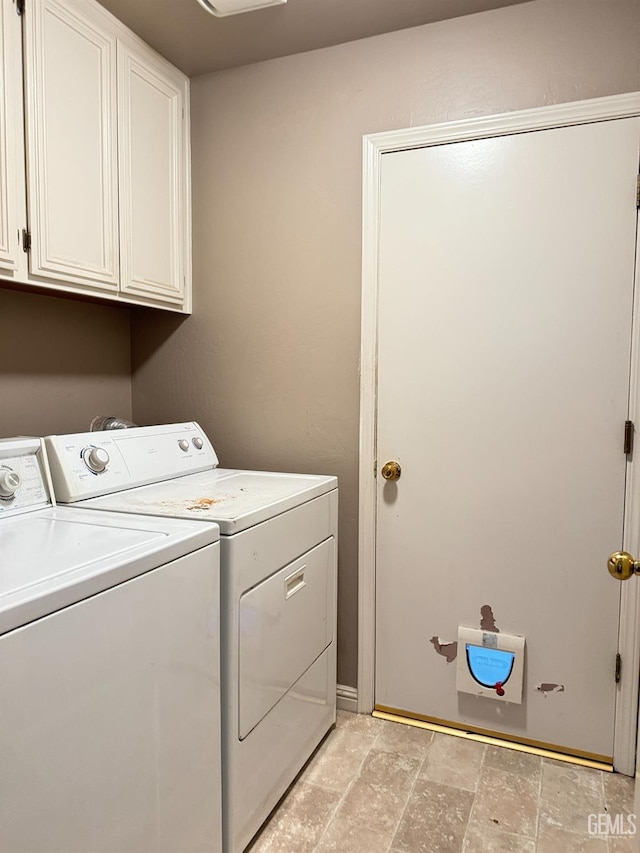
[
  {"x1": 118, "y1": 42, "x2": 189, "y2": 306},
  {"x1": 0, "y1": 0, "x2": 191, "y2": 312},
  {"x1": 24, "y1": 0, "x2": 119, "y2": 289},
  {"x1": 0, "y1": 0, "x2": 24, "y2": 272}
]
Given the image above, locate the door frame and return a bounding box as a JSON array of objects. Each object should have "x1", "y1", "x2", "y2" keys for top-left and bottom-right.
[{"x1": 357, "y1": 91, "x2": 640, "y2": 774}]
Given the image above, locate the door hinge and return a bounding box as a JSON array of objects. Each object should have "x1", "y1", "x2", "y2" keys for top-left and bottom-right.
[
  {"x1": 624, "y1": 420, "x2": 634, "y2": 456},
  {"x1": 21, "y1": 228, "x2": 31, "y2": 252},
  {"x1": 16, "y1": 0, "x2": 24, "y2": 16},
  {"x1": 615, "y1": 653, "x2": 621, "y2": 684},
  {"x1": 637, "y1": 175, "x2": 640, "y2": 209}
]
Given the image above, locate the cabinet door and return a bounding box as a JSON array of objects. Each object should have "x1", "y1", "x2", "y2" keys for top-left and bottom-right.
[
  {"x1": 24, "y1": 0, "x2": 119, "y2": 289},
  {"x1": 0, "y1": 0, "x2": 23, "y2": 272},
  {"x1": 118, "y1": 41, "x2": 189, "y2": 306}
]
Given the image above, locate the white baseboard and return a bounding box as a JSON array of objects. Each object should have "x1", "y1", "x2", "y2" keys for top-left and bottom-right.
[{"x1": 336, "y1": 684, "x2": 358, "y2": 712}]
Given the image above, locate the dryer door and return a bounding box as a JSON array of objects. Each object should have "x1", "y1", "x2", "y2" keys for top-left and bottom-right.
[{"x1": 238, "y1": 537, "x2": 334, "y2": 739}]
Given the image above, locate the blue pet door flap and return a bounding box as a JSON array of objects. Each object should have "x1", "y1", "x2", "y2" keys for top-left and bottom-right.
[{"x1": 456, "y1": 627, "x2": 525, "y2": 703}]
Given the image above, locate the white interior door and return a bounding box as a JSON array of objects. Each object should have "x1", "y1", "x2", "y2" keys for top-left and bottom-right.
[{"x1": 375, "y1": 117, "x2": 640, "y2": 762}]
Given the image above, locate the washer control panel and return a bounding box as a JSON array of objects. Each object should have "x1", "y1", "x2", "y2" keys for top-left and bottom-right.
[
  {"x1": 45, "y1": 422, "x2": 218, "y2": 503},
  {"x1": 0, "y1": 438, "x2": 51, "y2": 516}
]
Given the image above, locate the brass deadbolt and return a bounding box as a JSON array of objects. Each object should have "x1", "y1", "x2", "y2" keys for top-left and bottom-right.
[
  {"x1": 381, "y1": 461, "x2": 401, "y2": 481},
  {"x1": 607, "y1": 550, "x2": 640, "y2": 581}
]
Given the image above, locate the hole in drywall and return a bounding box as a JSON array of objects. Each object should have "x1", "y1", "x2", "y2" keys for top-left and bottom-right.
[
  {"x1": 480, "y1": 604, "x2": 499, "y2": 633},
  {"x1": 536, "y1": 683, "x2": 565, "y2": 696},
  {"x1": 430, "y1": 636, "x2": 458, "y2": 663}
]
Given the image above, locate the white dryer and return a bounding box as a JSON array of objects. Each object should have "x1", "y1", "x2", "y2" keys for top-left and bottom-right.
[
  {"x1": 0, "y1": 437, "x2": 222, "y2": 853},
  {"x1": 45, "y1": 422, "x2": 338, "y2": 852}
]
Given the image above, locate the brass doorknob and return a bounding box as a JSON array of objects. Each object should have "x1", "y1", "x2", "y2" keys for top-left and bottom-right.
[
  {"x1": 381, "y1": 461, "x2": 401, "y2": 481},
  {"x1": 607, "y1": 551, "x2": 640, "y2": 581}
]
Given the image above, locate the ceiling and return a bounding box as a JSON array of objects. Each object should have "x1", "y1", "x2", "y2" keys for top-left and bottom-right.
[{"x1": 97, "y1": 0, "x2": 534, "y2": 77}]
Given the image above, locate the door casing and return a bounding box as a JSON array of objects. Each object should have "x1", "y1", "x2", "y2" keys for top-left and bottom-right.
[{"x1": 357, "y1": 92, "x2": 640, "y2": 774}]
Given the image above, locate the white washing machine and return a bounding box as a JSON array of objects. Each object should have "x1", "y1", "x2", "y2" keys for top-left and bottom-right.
[
  {"x1": 45, "y1": 422, "x2": 339, "y2": 852},
  {"x1": 0, "y1": 437, "x2": 222, "y2": 853}
]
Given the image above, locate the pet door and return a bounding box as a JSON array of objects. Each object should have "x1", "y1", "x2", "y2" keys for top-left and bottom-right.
[{"x1": 456, "y1": 627, "x2": 525, "y2": 703}]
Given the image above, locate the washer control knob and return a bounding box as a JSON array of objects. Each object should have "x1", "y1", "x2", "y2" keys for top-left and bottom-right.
[
  {"x1": 192, "y1": 437, "x2": 204, "y2": 450},
  {"x1": 178, "y1": 439, "x2": 189, "y2": 452},
  {"x1": 83, "y1": 446, "x2": 110, "y2": 473},
  {"x1": 0, "y1": 469, "x2": 21, "y2": 498}
]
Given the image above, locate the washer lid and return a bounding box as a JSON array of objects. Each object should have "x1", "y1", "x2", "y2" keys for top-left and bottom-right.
[
  {"x1": 0, "y1": 506, "x2": 219, "y2": 634},
  {"x1": 80, "y1": 469, "x2": 338, "y2": 534}
]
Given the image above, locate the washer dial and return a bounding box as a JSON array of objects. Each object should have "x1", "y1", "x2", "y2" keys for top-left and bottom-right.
[{"x1": 0, "y1": 468, "x2": 21, "y2": 498}]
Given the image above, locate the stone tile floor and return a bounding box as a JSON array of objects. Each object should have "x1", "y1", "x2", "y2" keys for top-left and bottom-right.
[{"x1": 248, "y1": 711, "x2": 637, "y2": 853}]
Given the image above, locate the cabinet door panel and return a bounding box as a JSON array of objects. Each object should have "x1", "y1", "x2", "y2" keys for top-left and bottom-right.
[
  {"x1": 118, "y1": 42, "x2": 188, "y2": 304},
  {"x1": 0, "y1": 0, "x2": 23, "y2": 272},
  {"x1": 25, "y1": 0, "x2": 118, "y2": 288}
]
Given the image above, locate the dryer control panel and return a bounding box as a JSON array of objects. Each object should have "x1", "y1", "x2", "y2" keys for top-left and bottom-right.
[{"x1": 45, "y1": 422, "x2": 218, "y2": 503}]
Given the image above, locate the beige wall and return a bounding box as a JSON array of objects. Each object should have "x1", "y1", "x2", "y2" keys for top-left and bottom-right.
[
  {"x1": 0, "y1": 289, "x2": 132, "y2": 438},
  {"x1": 131, "y1": 0, "x2": 640, "y2": 689}
]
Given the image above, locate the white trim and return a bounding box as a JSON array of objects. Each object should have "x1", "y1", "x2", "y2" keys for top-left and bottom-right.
[
  {"x1": 616, "y1": 220, "x2": 640, "y2": 776},
  {"x1": 358, "y1": 92, "x2": 640, "y2": 765},
  {"x1": 362, "y1": 92, "x2": 640, "y2": 156},
  {"x1": 357, "y1": 130, "x2": 381, "y2": 714},
  {"x1": 336, "y1": 684, "x2": 358, "y2": 713}
]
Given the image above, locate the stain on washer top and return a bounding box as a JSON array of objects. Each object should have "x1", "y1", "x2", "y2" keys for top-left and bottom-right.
[{"x1": 187, "y1": 497, "x2": 219, "y2": 511}]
